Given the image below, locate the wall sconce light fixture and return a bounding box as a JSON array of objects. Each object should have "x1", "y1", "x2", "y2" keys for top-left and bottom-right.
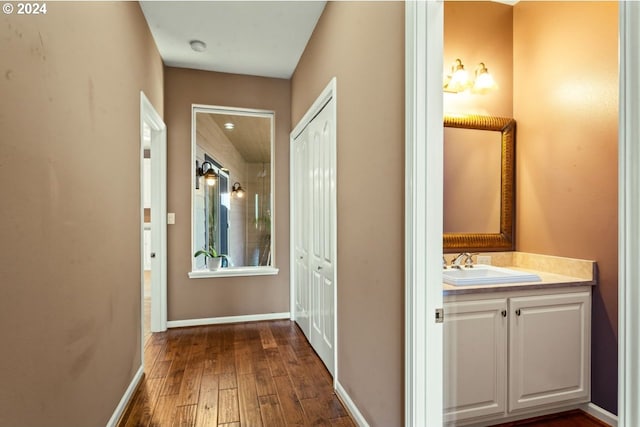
[
  {"x1": 443, "y1": 59, "x2": 497, "y2": 94},
  {"x1": 195, "y1": 160, "x2": 218, "y2": 189},
  {"x1": 231, "y1": 182, "x2": 246, "y2": 198}
]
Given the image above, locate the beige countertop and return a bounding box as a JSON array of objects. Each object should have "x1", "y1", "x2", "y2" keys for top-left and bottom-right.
[{"x1": 442, "y1": 252, "x2": 597, "y2": 296}]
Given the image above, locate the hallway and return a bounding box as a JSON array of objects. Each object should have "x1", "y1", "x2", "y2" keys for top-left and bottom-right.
[{"x1": 118, "y1": 320, "x2": 354, "y2": 426}]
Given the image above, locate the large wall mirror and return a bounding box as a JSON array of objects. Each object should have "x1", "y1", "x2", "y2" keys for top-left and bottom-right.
[
  {"x1": 190, "y1": 105, "x2": 276, "y2": 277},
  {"x1": 443, "y1": 114, "x2": 515, "y2": 252}
]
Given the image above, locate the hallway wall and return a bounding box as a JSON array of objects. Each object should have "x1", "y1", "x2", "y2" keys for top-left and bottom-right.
[
  {"x1": 163, "y1": 67, "x2": 291, "y2": 321},
  {"x1": 291, "y1": 2, "x2": 405, "y2": 425},
  {"x1": 0, "y1": 3, "x2": 163, "y2": 426}
]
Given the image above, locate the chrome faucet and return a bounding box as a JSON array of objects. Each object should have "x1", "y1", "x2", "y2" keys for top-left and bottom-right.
[{"x1": 451, "y1": 252, "x2": 476, "y2": 269}]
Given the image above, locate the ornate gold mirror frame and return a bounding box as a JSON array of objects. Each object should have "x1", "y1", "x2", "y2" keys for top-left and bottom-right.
[{"x1": 443, "y1": 114, "x2": 516, "y2": 252}]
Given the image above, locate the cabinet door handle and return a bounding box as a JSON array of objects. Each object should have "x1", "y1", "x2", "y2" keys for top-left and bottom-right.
[
  {"x1": 501, "y1": 310, "x2": 507, "y2": 317},
  {"x1": 515, "y1": 309, "x2": 521, "y2": 316}
]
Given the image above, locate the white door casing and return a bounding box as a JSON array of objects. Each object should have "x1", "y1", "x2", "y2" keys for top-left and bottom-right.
[
  {"x1": 619, "y1": 2, "x2": 640, "y2": 426},
  {"x1": 140, "y1": 92, "x2": 167, "y2": 340},
  {"x1": 405, "y1": 1, "x2": 445, "y2": 426},
  {"x1": 291, "y1": 78, "x2": 337, "y2": 378}
]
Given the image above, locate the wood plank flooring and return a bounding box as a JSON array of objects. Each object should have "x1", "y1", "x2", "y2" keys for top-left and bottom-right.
[
  {"x1": 491, "y1": 409, "x2": 611, "y2": 427},
  {"x1": 118, "y1": 320, "x2": 355, "y2": 427}
]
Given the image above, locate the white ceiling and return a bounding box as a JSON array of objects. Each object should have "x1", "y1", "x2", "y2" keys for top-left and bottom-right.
[{"x1": 139, "y1": 1, "x2": 327, "y2": 79}]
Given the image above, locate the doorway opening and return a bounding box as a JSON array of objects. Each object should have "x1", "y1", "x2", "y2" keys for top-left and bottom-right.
[{"x1": 140, "y1": 92, "x2": 168, "y2": 357}]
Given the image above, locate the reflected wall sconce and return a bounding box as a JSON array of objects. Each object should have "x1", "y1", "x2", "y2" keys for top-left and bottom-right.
[
  {"x1": 231, "y1": 182, "x2": 246, "y2": 198},
  {"x1": 195, "y1": 160, "x2": 218, "y2": 189},
  {"x1": 443, "y1": 59, "x2": 497, "y2": 94}
]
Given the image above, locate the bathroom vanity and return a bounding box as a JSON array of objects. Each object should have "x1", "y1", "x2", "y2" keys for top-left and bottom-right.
[{"x1": 442, "y1": 252, "x2": 596, "y2": 426}]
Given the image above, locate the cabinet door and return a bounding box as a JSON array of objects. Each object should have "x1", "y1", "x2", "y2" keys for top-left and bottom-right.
[
  {"x1": 444, "y1": 298, "x2": 508, "y2": 423},
  {"x1": 509, "y1": 291, "x2": 591, "y2": 411}
]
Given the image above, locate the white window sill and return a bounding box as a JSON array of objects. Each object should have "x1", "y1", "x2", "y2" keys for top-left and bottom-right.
[{"x1": 188, "y1": 266, "x2": 279, "y2": 279}]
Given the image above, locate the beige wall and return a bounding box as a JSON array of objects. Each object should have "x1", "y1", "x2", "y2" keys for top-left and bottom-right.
[
  {"x1": 444, "y1": 1, "x2": 513, "y2": 117},
  {"x1": 443, "y1": 2, "x2": 513, "y2": 238},
  {"x1": 513, "y1": 1, "x2": 618, "y2": 413},
  {"x1": 291, "y1": 2, "x2": 405, "y2": 425},
  {"x1": 164, "y1": 67, "x2": 290, "y2": 320},
  {"x1": 0, "y1": 2, "x2": 163, "y2": 426}
]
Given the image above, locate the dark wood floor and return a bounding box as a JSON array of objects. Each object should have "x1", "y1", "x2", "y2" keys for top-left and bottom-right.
[
  {"x1": 491, "y1": 409, "x2": 611, "y2": 427},
  {"x1": 118, "y1": 320, "x2": 355, "y2": 427}
]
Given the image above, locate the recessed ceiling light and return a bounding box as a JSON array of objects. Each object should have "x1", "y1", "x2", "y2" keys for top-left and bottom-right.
[
  {"x1": 224, "y1": 122, "x2": 235, "y2": 130},
  {"x1": 189, "y1": 40, "x2": 207, "y2": 52}
]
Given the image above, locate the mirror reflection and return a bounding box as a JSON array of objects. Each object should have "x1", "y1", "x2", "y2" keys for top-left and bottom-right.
[
  {"x1": 444, "y1": 127, "x2": 501, "y2": 234},
  {"x1": 192, "y1": 105, "x2": 274, "y2": 271}
]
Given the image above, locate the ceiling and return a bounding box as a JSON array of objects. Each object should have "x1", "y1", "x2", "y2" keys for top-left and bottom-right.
[
  {"x1": 139, "y1": 1, "x2": 327, "y2": 79},
  {"x1": 211, "y1": 113, "x2": 271, "y2": 164}
]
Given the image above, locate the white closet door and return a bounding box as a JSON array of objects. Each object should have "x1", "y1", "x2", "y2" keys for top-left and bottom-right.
[
  {"x1": 292, "y1": 94, "x2": 336, "y2": 376},
  {"x1": 308, "y1": 98, "x2": 336, "y2": 375},
  {"x1": 293, "y1": 128, "x2": 311, "y2": 339}
]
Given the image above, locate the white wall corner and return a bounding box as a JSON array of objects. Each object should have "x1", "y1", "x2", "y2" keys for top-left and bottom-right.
[
  {"x1": 105, "y1": 365, "x2": 144, "y2": 427},
  {"x1": 335, "y1": 380, "x2": 370, "y2": 427}
]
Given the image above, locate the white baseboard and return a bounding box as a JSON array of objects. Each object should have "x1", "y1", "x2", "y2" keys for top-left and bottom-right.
[
  {"x1": 581, "y1": 402, "x2": 618, "y2": 426},
  {"x1": 335, "y1": 380, "x2": 369, "y2": 427},
  {"x1": 106, "y1": 365, "x2": 144, "y2": 427},
  {"x1": 166, "y1": 312, "x2": 290, "y2": 328}
]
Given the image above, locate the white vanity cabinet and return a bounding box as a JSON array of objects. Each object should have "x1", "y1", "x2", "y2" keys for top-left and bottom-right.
[
  {"x1": 444, "y1": 298, "x2": 508, "y2": 423},
  {"x1": 508, "y1": 291, "x2": 591, "y2": 411},
  {"x1": 444, "y1": 287, "x2": 591, "y2": 426}
]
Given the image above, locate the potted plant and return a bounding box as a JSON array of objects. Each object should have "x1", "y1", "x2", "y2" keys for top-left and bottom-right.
[{"x1": 194, "y1": 246, "x2": 227, "y2": 271}]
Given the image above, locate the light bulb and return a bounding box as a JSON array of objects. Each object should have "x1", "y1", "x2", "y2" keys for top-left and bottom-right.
[
  {"x1": 446, "y1": 59, "x2": 471, "y2": 93},
  {"x1": 473, "y1": 71, "x2": 497, "y2": 93}
]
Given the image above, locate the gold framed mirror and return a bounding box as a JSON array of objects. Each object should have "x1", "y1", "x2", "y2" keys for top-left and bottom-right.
[{"x1": 443, "y1": 114, "x2": 515, "y2": 252}]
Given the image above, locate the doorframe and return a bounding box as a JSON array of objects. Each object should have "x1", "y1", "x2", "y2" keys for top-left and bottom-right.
[
  {"x1": 139, "y1": 92, "x2": 168, "y2": 355},
  {"x1": 618, "y1": 2, "x2": 640, "y2": 425},
  {"x1": 406, "y1": 1, "x2": 638, "y2": 425},
  {"x1": 290, "y1": 77, "x2": 338, "y2": 382},
  {"x1": 405, "y1": 2, "x2": 444, "y2": 425}
]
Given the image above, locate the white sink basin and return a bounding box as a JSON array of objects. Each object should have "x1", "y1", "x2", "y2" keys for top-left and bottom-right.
[{"x1": 443, "y1": 264, "x2": 541, "y2": 286}]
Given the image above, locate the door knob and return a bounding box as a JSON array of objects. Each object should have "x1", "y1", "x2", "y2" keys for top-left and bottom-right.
[
  {"x1": 515, "y1": 309, "x2": 521, "y2": 316},
  {"x1": 150, "y1": 252, "x2": 156, "y2": 258},
  {"x1": 317, "y1": 266, "x2": 322, "y2": 270}
]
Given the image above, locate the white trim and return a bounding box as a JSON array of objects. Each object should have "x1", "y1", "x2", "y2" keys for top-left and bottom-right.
[
  {"x1": 190, "y1": 104, "x2": 277, "y2": 275},
  {"x1": 188, "y1": 266, "x2": 279, "y2": 278},
  {"x1": 581, "y1": 403, "x2": 618, "y2": 427},
  {"x1": 405, "y1": 2, "x2": 444, "y2": 426},
  {"x1": 105, "y1": 366, "x2": 144, "y2": 427},
  {"x1": 140, "y1": 92, "x2": 168, "y2": 339},
  {"x1": 166, "y1": 312, "x2": 290, "y2": 328},
  {"x1": 290, "y1": 78, "x2": 336, "y2": 139},
  {"x1": 335, "y1": 380, "x2": 369, "y2": 427},
  {"x1": 289, "y1": 104, "x2": 296, "y2": 322},
  {"x1": 619, "y1": 3, "x2": 640, "y2": 426}
]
